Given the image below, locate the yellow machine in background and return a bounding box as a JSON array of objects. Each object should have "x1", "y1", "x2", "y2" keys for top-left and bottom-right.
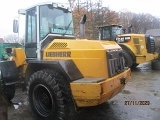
[
  {"x1": 99, "y1": 25, "x2": 159, "y2": 67},
  {"x1": 1, "y1": 2, "x2": 130, "y2": 120}
]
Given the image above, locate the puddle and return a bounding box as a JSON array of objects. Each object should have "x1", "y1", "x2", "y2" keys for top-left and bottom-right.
[
  {"x1": 149, "y1": 90, "x2": 155, "y2": 92},
  {"x1": 121, "y1": 90, "x2": 131, "y2": 94},
  {"x1": 132, "y1": 62, "x2": 153, "y2": 72}
]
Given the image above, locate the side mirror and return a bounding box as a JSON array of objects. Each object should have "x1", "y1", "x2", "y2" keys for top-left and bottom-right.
[{"x1": 13, "y1": 19, "x2": 19, "y2": 33}]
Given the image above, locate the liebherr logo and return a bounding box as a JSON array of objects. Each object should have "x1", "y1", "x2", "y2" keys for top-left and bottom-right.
[{"x1": 46, "y1": 51, "x2": 71, "y2": 57}]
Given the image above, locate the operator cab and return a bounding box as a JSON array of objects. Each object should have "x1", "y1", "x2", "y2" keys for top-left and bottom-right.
[
  {"x1": 14, "y1": 2, "x2": 75, "y2": 59},
  {"x1": 99, "y1": 25, "x2": 122, "y2": 41}
]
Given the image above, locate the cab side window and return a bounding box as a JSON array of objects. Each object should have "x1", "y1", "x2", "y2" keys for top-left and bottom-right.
[{"x1": 26, "y1": 8, "x2": 36, "y2": 43}]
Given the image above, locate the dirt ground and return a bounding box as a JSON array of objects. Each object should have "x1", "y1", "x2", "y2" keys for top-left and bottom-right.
[{"x1": 8, "y1": 62, "x2": 160, "y2": 120}]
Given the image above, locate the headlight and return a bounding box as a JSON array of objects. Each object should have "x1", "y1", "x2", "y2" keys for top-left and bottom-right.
[{"x1": 116, "y1": 36, "x2": 131, "y2": 43}]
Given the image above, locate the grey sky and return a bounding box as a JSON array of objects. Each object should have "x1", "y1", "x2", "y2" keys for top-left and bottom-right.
[
  {"x1": 0, "y1": 0, "x2": 159, "y2": 37},
  {"x1": 103, "y1": 0, "x2": 160, "y2": 17}
]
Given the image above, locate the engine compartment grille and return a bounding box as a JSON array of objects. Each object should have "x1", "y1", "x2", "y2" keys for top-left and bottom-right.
[
  {"x1": 49, "y1": 42, "x2": 68, "y2": 49},
  {"x1": 107, "y1": 50, "x2": 125, "y2": 77}
]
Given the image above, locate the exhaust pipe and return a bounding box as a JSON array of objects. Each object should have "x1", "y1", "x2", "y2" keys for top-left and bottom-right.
[{"x1": 79, "y1": 14, "x2": 86, "y2": 39}]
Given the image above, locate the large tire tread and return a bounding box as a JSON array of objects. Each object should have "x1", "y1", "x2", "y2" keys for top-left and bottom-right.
[
  {"x1": 27, "y1": 69, "x2": 74, "y2": 120},
  {"x1": 122, "y1": 50, "x2": 133, "y2": 68}
]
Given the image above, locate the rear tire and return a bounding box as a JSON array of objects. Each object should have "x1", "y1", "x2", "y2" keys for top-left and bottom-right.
[
  {"x1": 151, "y1": 60, "x2": 160, "y2": 70},
  {"x1": 122, "y1": 50, "x2": 133, "y2": 68},
  {"x1": 1, "y1": 84, "x2": 15, "y2": 101},
  {"x1": 27, "y1": 69, "x2": 75, "y2": 120}
]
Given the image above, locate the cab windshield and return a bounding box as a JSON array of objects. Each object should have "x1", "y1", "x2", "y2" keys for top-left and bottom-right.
[
  {"x1": 112, "y1": 26, "x2": 122, "y2": 36},
  {"x1": 100, "y1": 26, "x2": 122, "y2": 40},
  {"x1": 39, "y1": 5, "x2": 74, "y2": 40}
]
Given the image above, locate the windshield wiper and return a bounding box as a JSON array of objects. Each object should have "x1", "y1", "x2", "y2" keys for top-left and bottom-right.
[{"x1": 62, "y1": 20, "x2": 73, "y2": 36}]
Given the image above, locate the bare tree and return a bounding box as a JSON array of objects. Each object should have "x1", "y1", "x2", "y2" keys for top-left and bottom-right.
[
  {"x1": 72, "y1": 0, "x2": 121, "y2": 39},
  {"x1": 72, "y1": 0, "x2": 160, "y2": 38},
  {"x1": 4, "y1": 34, "x2": 19, "y2": 43},
  {"x1": 129, "y1": 13, "x2": 160, "y2": 33},
  {"x1": 68, "y1": 0, "x2": 76, "y2": 9},
  {"x1": 19, "y1": 35, "x2": 25, "y2": 45}
]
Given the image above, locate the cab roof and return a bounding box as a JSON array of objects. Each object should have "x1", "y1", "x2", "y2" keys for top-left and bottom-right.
[{"x1": 18, "y1": 1, "x2": 69, "y2": 15}]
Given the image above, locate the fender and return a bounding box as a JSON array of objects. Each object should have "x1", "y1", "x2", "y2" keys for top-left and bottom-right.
[
  {"x1": 0, "y1": 61, "x2": 19, "y2": 85},
  {"x1": 25, "y1": 59, "x2": 83, "y2": 82},
  {"x1": 118, "y1": 43, "x2": 136, "y2": 59}
]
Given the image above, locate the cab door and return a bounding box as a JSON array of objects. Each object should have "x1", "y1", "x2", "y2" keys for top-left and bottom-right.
[{"x1": 25, "y1": 7, "x2": 37, "y2": 58}]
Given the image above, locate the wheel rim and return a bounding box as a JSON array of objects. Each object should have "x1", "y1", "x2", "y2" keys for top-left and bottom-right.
[{"x1": 33, "y1": 84, "x2": 54, "y2": 117}]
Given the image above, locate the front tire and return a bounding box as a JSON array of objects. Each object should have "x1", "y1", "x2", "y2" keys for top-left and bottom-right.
[
  {"x1": 27, "y1": 69, "x2": 74, "y2": 120},
  {"x1": 122, "y1": 50, "x2": 133, "y2": 68}
]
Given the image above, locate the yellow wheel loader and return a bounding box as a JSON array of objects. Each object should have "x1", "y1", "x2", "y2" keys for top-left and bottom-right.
[
  {"x1": 99, "y1": 25, "x2": 159, "y2": 68},
  {"x1": 0, "y1": 43, "x2": 23, "y2": 101},
  {"x1": 2, "y1": 2, "x2": 131, "y2": 120}
]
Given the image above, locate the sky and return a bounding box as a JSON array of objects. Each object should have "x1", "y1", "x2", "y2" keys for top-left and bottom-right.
[
  {"x1": 0, "y1": 0, "x2": 159, "y2": 38},
  {"x1": 103, "y1": 0, "x2": 160, "y2": 17}
]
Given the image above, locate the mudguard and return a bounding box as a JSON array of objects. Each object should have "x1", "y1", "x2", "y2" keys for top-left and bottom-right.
[
  {"x1": 0, "y1": 61, "x2": 19, "y2": 85},
  {"x1": 118, "y1": 43, "x2": 135, "y2": 59},
  {"x1": 27, "y1": 59, "x2": 83, "y2": 82}
]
